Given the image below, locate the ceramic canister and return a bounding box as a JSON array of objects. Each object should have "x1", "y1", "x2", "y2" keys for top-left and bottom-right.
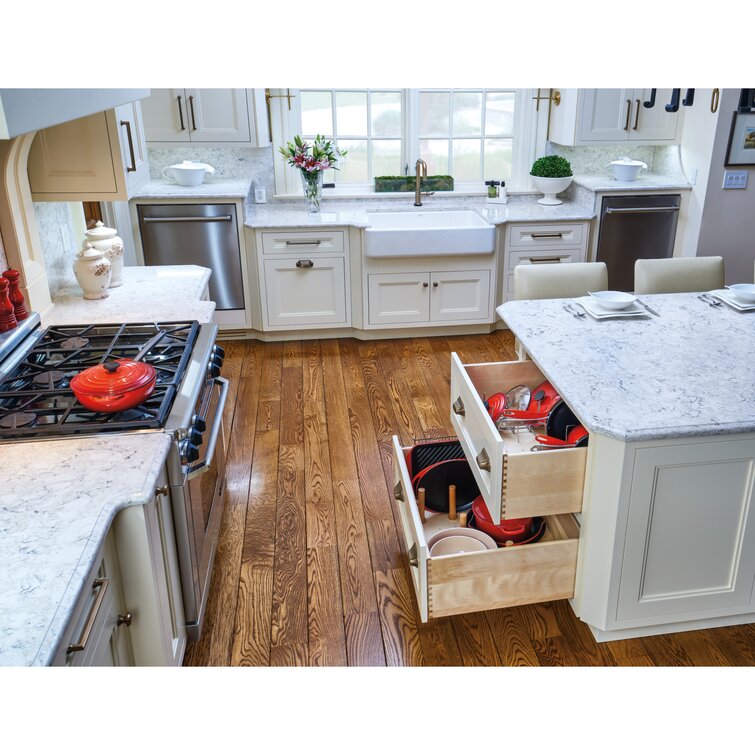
[
  {"x1": 85, "y1": 221, "x2": 124, "y2": 287},
  {"x1": 73, "y1": 242, "x2": 112, "y2": 299}
]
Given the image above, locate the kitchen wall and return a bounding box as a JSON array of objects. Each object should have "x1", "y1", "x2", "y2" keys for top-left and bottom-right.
[
  {"x1": 696, "y1": 89, "x2": 755, "y2": 284},
  {"x1": 33, "y1": 202, "x2": 84, "y2": 294}
]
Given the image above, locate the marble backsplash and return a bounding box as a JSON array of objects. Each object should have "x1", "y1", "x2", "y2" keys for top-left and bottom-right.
[
  {"x1": 148, "y1": 145, "x2": 275, "y2": 198},
  {"x1": 547, "y1": 142, "x2": 685, "y2": 179},
  {"x1": 33, "y1": 202, "x2": 80, "y2": 294}
]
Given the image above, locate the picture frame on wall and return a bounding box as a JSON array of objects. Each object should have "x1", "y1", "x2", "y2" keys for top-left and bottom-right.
[{"x1": 725, "y1": 110, "x2": 755, "y2": 167}]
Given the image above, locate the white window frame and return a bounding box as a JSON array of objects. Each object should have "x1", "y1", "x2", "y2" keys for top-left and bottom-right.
[{"x1": 270, "y1": 88, "x2": 544, "y2": 197}]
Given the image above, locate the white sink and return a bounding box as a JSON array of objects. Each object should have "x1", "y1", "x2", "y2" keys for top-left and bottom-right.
[{"x1": 364, "y1": 210, "x2": 496, "y2": 258}]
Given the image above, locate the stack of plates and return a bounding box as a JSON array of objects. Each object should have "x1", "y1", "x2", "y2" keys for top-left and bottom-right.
[{"x1": 574, "y1": 296, "x2": 649, "y2": 320}]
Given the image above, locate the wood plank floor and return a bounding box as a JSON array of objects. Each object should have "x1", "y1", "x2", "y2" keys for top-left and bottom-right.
[{"x1": 184, "y1": 331, "x2": 755, "y2": 667}]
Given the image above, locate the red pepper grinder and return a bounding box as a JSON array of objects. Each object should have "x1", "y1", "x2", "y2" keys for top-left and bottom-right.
[
  {"x1": 0, "y1": 277, "x2": 18, "y2": 333},
  {"x1": 2, "y1": 269, "x2": 29, "y2": 321}
]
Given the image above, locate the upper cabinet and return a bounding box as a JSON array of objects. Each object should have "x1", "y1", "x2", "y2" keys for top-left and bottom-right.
[
  {"x1": 141, "y1": 88, "x2": 270, "y2": 146},
  {"x1": 549, "y1": 89, "x2": 682, "y2": 146},
  {"x1": 28, "y1": 102, "x2": 150, "y2": 201}
]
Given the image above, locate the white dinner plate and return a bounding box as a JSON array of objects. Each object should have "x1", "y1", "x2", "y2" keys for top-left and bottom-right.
[
  {"x1": 574, "y1": 296, "x2": 649, "y2": 320},
  {"x1": 707, "y1": 289, "x2": 755, "y2": 312}
]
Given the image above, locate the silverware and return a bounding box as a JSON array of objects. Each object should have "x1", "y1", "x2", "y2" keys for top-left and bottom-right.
[
  {"x1": 636, "y1": 299, "x2": 660, "y2": 316},
  {"x1": 698, "y1": 293, "x2": 721, "y2": 307},
  {"x1": 563, "y1": 303, "x2": 585, "y2": 319}
]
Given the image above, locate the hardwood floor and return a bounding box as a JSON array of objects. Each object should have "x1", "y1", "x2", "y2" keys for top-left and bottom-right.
[{"x1": 183, "y1": 331, "x2": 755, "y2": 667}]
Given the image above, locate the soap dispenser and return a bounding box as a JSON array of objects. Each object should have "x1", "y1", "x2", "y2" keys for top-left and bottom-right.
[{"x1": 486, "y1": 179, "x2": 508, "y2": 205}]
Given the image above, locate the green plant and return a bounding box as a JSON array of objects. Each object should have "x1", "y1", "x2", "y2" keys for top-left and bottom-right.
[{"x1": 530, "y1": 155, "x2": 573, "y2": 178}]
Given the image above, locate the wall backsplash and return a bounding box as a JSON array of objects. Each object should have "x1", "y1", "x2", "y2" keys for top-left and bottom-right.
[
  {"x1": 33, "y1": 202, "x2": 80, "y2": 295},
  {"x1": 547, "y1": 142, "x2": 685, "y2": 178},
  {"x1": 148, "y1": 145, "x2": 275, "y2": 198}
]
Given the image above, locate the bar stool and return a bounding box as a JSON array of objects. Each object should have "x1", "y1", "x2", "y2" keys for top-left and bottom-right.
[{"x1": 634, "y1": 256, "x2": 725, "y2": 294}]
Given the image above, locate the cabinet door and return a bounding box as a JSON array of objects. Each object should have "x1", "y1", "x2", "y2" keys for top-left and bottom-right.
[
  {"x1": 368, "y1": 272, "x2": 430, "y2": 325},
  {"x1": 263, "y1": 256, "x2": 348, "y2": 327},
  {"x1": 141, "y1": 88, "x2": 190, "y2": 142},
  {"x1": 184, "y1": 89, "x2": 250, "y2": 142},
  {"x1": 115, "y1": 101, "x2": 150, "y2": 192},
  {"x1": 578, "y1": 89, "x2": 632, "y2": 142},
  {"x1": 629, "y1": 88, "x2": 681, "y2": 142},
  {"x1": 429, "y1": 270, "x2": 490, "y2": 322}
]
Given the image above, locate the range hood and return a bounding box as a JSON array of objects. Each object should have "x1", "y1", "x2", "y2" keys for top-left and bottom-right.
[{"x1": 0, "y1": 89, "x2": 149, "y2": 139}]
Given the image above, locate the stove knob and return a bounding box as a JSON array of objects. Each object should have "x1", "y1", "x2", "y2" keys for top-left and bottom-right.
[
  {"x1": 181, "y1": 442, "x2": 200, "y2": 465},
  {"x1": 192, "y1": 415, "x2": 207, "y2": 433},
  {"x1": 213, "y1": 345, "x2": 225, "y2": 360},
  {"x1": 189, "y1": 428, "x2": 203, "y2": 447},
  {"x1": 208, "y1": 358, "x2": 222, "y2": 379}
]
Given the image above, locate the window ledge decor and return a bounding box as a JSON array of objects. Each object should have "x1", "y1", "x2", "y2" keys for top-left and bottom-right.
[{"x1": 374, "y1": 175, "x2": 454, "y2": 193}]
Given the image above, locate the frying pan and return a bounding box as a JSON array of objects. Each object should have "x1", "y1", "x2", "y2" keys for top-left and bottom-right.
[
  {"x1": 532, "y1": 424, "x2": 588, "y2": 451},
  {"x1": 545, "y1": 400, "x2": 582, "y2": 441},
  {"x1": 406, "y1": 439, "x2": 464, "y2": 478},
  {"x1": 411, "y1": 458, "x2": 479, "y2": 514}
]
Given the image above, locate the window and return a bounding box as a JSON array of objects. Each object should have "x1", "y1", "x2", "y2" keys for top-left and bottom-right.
[{"x1": 270, "y1": 88, "x2": 539, "y2": 195}]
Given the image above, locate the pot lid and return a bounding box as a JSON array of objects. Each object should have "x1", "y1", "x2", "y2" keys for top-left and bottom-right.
[
  {"x1": 76, "y1": 242, "x2": 106, "y2": 259},
  {"x1": 610, "y1": 156, "x2": 646, "y2": 166},
  {"x1": 85, "y1": 220, "x2": 118, "y2": 240},
  {"x1": 70, "y1": 359, "x2": 156, "y2": 398}
]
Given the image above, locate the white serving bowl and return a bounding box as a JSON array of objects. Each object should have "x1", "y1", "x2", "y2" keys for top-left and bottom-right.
[
  {"x1": 588, "y1": 290, "x2": 638, "y2": 311},
  {"x1": 726, "y1": 283, "x2": 755, "y2": 304}
]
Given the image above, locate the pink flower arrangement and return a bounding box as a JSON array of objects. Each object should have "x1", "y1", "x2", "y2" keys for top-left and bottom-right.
[{"x1": 279, "y1": 134, "x2": 347, "y2": 174}]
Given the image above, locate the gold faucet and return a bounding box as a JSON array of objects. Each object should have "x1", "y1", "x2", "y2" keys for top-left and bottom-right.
[{"x1": 414, "y1": 159, "x2": 428, "y2": 206}]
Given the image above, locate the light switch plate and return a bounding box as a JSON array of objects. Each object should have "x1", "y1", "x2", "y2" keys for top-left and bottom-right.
[{"x1": 723, "y1": 170, "x2": 748, "y2": 189}]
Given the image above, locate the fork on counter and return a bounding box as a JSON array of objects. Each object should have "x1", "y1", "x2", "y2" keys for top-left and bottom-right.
[
  {"x1": 698, "y1": 293, "x2": 722, "y2": 307},
  {"x1": 562, "y1": 303, "x2": 586, "y2": 319}
]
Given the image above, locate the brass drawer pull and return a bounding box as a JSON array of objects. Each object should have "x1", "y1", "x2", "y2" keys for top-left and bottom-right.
[
  {"x1": 711, "y1": 88, "x2": 720, "y2": 113},
  {"x1": 393, "y1": 481, "x2": 405, "y2": 502},
  {"x1": 475, "y1": 448, "x2": 491, "y2": 472},
  {"x1": 633, "y1": 98, "x2": 641, "y2": 130},
  {"x1": 296, "y1": 259, "x2": 314, "y2": 269},
  {"x1": 67, "y1": 577, "x2": 110, "y2": 654},
  {"x1": 285, "y1": 239, "x2": 322, "y2": 246},
  {"x1": 117, "y1": 612, "x2": 133, "y2": 627},
  {"x1": 529, "y1": 256, "x2": 563, "y2": 264},
  {"x1": 155, "y1": 484, "x2": 169, "y2": 497},
  {"x1": 530, "y1": 232, "x2": 563, "y2": 239},
  {"x1": 452, "y1": 397, "x2": 465, "y2": 416},
  {"x1": 408, "y1": 544, "x2": 419, "y2": 568}
]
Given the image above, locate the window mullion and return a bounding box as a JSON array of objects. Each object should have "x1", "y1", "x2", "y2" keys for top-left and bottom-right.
[{"x1": 480, "y1": 90, "x2": 487, "y2": 181}]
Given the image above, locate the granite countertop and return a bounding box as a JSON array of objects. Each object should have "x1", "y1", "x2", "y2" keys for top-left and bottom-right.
[
  {"x1": 130, "y1": 177, "x2": 252, "y2": 200},
  {"x1": 497, "y1": 293, "x2": 755, "y2": 442},
  {"x1": 572, "y1": 173, "x2": 692, "y2": 192},
  {"x1": 43, "y1": 265, "x2": 215, "y2": 327},
  {"x1": 0, "y1": 433, "x2": 173, "y2": 666}
]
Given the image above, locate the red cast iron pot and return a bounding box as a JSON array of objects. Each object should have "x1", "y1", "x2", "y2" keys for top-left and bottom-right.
[
  {"x1": 471, "y1": 495, "x2": 534, "y2": 544},
  {"x1": 70, "y1": 358, "x2": 157, "y2": 413}
]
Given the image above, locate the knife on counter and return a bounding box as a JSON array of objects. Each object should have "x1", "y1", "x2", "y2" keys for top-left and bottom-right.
[{"x1": 637, "y1": 299, "x2": 660, "y2": 317}]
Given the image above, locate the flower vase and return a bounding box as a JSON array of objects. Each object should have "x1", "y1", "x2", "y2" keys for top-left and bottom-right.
[{"x1": 300, "y1": 170, "x2": 324, "y2": 213}]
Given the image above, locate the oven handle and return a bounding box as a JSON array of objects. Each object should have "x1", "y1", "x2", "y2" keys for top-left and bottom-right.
[{"x1": 187, "y1": 376, "x2": 229, "y2": 480}]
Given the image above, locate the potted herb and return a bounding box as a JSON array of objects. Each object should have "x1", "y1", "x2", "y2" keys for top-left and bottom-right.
[{"x1": 530, "y1": 155, "x2": 573, "y2": 206}]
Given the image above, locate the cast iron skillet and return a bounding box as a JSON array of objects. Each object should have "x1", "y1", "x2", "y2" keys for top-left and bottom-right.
[{"x1": 411, "y1": 458, "x2": 479, "y2": 514}]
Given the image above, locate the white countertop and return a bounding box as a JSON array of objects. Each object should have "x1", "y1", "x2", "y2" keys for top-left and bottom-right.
[
  {"x1": 497, "y1": 293, "x2": 755, "y2": 442},
  {"x1": 43, "y1": 265, "x2": 215, "y2": 327},
  {"x1": 130, "y1": 177, "x2": 252, "y2": 200},
  {"x1": 0, "y1": 433, "x2": 173, "y2": 666},
  {"x1": 572, "y1": 173, "x2": 692, "y2": 192}
]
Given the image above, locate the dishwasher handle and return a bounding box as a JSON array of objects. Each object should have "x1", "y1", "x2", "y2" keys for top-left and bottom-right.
[
  {"x1": 142, "y1": 215, "x2": 233, "y2": 223},
  {"x1": 605, "y1": 206, "x2": 680, "y2": 215}
]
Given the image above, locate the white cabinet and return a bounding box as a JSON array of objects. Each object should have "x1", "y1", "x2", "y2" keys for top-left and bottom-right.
[
  {"x1": 142, "y1": 88, "x2": 268, "y2": 145},
  {"x1": 28, "y1": 105, "x2": 149, "y2": 201},
  {"x1": 549, "y1": 89, "x2": 682, "y2": 146}
]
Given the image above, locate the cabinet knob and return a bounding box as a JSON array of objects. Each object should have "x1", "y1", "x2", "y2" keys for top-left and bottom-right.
[
  {"x1": 117, "y1": 612, "x2": 133, "y2": 627},
  {"x1": 155, "y1": 484, "x2": 169, "y2": 497},
  {"x1": 433, "y1": 281, "x2": 439, "y2": 288},
  {"x1": 422, "y1": 281, "x2": 429, "y2": 288},
  {"x1": 296, "y1": 259, "x2": 314, "y2": 268}
]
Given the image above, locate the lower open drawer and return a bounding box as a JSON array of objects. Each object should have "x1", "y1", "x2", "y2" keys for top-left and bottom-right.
[{"x1": 392, "y1": 436, "x2": 580, "y2": 622}]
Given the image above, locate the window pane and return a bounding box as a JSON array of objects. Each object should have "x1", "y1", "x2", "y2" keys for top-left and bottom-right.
[
  {"x1": 371, "y1": 92, "x2": 402, "y2": 137},
  {"x1": 419, "y1": 139, "x2": 449, "y2": 174},
  {"x1": 452, "y1": 92, "x2": 482, "y2": 136},
  {"x1": 419, "y1": 92, "x2": 449, "y2": 137},
  {"x1": 485, "y1": 92, "x2": 515, "y2": 137},
  {"x1": 484, "y1": 138, "x2": 513, "y2": 180},
  {"x1": 337, "y1": 139, "x2": 368, "y2": 183},
  {"x1": 452, "y1": 139, "x2": 481, "y2": 180},
  {"x1": 300, "y1": 91, "x2": 333, "y2": 136},
  {"x1": 336, "y1": 91, "x2": 368, "y2": 136},
  {"x1": 372, "y1": 139, "x2": 402, "y2": 177}
]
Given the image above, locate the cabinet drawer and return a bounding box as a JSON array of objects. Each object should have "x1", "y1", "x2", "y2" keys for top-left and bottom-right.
[
  {"x1": 261, "y1": 230, "x2": 345, "y2": 254},
  {"x1": 507, "y1": 223, "x2": 585, "y2": 249},
  {"x1": 507, "y1": 249, "x2": 583, "y2": 271},
  {"x1": 392, "y1": 437, "x2": 579, "y2": 622},
  {"x1": 450, "y1": 354, "x2": 587, "y2": 523}
]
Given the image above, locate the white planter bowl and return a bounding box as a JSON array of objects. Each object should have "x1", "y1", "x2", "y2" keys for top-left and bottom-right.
[{"x1": 530, "y1": 174, "x2": 573, "y2": 205}]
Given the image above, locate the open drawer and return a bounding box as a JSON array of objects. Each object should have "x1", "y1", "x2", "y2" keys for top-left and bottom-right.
[
  {"x1": 450, "y1": 354, "x2": 587, "y2": 524},
  {"x1": 392, "y1": 437, "x2": 580, "y2": 622}
]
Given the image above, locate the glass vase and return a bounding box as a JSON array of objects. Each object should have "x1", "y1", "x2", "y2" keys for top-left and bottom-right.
[{"x1": 300, "y1": 170, "x2": 324, "y2": 213}]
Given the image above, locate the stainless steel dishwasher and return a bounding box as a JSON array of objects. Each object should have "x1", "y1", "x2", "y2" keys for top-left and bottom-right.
[
  {"x1": 137, "y1": 203, "x2": 244, "y2": 312},
  {"x1": 596, "y1": 194, "x2": 681, "y2": 291}
]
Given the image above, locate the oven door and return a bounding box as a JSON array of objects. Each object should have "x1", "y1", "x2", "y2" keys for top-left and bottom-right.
[{"x1": 172, "y1": 376, "x2": 228, "y2": 641}]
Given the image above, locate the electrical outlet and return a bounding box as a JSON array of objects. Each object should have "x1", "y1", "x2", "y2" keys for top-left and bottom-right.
[
  {"x1": 254, "y1": 187, "x2": 267, "y2": 204},
  {"x1": 723, "y1": 170, "x2": 748, "y2": 189}
]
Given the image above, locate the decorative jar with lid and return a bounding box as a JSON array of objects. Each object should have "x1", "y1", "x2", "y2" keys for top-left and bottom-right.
[
  {"x1": 84, "y1": 221, "x2": 124, "y2": 288},
  {"x1": 73, "y1": 242, "x2": 112, "y2": 299}
]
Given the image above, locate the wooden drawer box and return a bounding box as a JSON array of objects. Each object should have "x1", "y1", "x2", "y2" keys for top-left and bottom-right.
[
  {"x1": 506, "y1": 223, "x2": 585, "y2": 250},
  {"x1": 260, "y1": 229, "x2": 345, "y2": 255},
  {"x1": 392, "y1": 437, "x2": 579, "y2": 622},
  {"x1": 450, "y1": 354, "x2": 587, "y2": 523}
]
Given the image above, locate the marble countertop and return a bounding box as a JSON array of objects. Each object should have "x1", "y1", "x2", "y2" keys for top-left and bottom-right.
[
  {"x1": 0, "y1": 433, "x2": 173, "y2": 666},
  {"x1": 43, "y1": 265, "x2": 215, "y2": 327},
  {"x1": 497, "y1": 293, "x2": 755, "y2": 442},
  {"x1": 572, "y1": 173, "x2": 692, "y2": 192},
  {"x1": 130, "y1": 177, "x2": 252, "y2": 200},
  {"x1": 243, "y1": 194, "x2": 595, "y2": 229}
]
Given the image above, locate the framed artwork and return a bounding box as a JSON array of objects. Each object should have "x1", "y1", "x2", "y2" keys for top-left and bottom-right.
[{"x1": 725, "y1": 110, "x2": 755, "y2": 167}]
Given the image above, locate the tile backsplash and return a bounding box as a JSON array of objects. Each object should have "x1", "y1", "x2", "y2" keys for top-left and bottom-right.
[
  {"x1": 547, "y1": 142, "x2": 685, "y2": 178},
  {"x1": 33, "y1": 202, "x2": 80, "y2": 294}
]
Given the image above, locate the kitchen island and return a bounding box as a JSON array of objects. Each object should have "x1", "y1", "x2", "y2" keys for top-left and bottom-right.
[{"x1": 497, "y1": 293, "x2": 755, "y2": 640}]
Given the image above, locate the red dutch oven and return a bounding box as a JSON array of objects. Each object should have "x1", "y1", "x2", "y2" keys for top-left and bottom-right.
[
  {"x1": 471, "y1": 495, "x2": 545, "y2": 546},
  {"x1": 70, "y1": 358, "x2": 157, "y2": 412}
]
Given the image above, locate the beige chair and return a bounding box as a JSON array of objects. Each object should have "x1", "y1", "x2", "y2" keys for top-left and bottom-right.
[
  {"x1": 634, "y1": 256, "x2": 725, "y2": 294},
  {"x1": 512, "y1": 262, "x2": 609, "y2": 358}
]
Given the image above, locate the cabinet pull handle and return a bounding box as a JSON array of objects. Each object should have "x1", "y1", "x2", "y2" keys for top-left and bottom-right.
[
  {"x1": 296, "y1": 259, "x2": 314, "y2": 268},
  {"x1": 285, "y1": 239, "x2": 321, "y2": 246},
  {"x1": 188, "y1": 95, "x2": 197, "y2": 131},
  {"x1": 475, "y1": 448, "x2": 491, "y2": 472},
  {"x1": 624, "y1": 98, "x2": 632, "y2": 131},
  {"x1": 529, "y1": 256, "x2": 564, "y2": 264},
  {"x1": 605, "y1": 206, "x2": 679, "y2": 215},
  {"x1": 633, "y1": 99, "x2": 641, "y2": 130},
  {"x1": 452, "y1": 397, "x2": 465, "y2": 416},
  {"x1": 408, "y1": 543, "x2": 419, "y2": 568},
  {"x1": 711, "y1": 88, "x2": 720, "y2": 113},
  {"x1": 177, "y1": 95, "x2": 186, "y2": 131},
  {"x1": 155, "y1": 484, "x2": 169, "y2": 497},
  {"x1": 117, "y1": 612, "x2": 133, "y2": 627},
  {"x1": 530, "y1": 232, "x2": 563, "y2": 239},
  {"x1": 67, "y1": 578, "x2": 110, "y2": 654},
  {"x1": 119, "y1": 120, "x2": 137, "y2": 173},
  {"x1": 393, "y1": 481, "x2": 405, "y2": 502}
]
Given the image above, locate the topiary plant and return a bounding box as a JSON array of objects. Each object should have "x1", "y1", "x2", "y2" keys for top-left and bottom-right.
[{"x1": 530, "y1": 155, "x2": 573, "y2": 178}]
